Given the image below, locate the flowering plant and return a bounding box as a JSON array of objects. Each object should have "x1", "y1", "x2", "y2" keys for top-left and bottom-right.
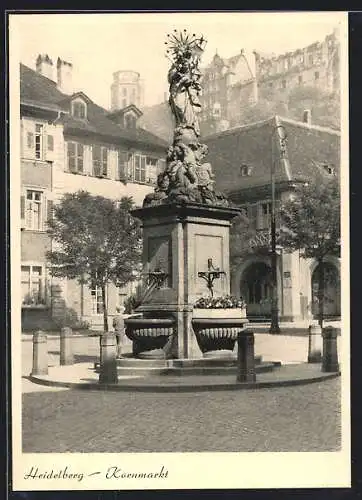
[{"x1": 194, "y1": 295, "x2": 246, "y2": 309}]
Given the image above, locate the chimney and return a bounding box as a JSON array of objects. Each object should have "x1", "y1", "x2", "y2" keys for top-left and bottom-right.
[
  {"x1": 303, "y1": 109, "x2": 312, "y2": 125},
  {"x1": 36, "y1": 54, "x2": 54, "y2": 80},
  {"x1": 57, "y1": 57, "x2": 73, "y2": 94}
]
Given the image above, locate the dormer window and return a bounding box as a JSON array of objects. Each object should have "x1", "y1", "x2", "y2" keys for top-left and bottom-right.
[
  {"x1": 240, "y1": 164, "x2": 252, "y2": 176},
  {"x1": 125, "y1": 114, "x2": 136, "y2": 129},
  {"x1": 72, "y1": 100, "x2": 87, "y2": 119},
  {"x1": 323, "y1": 164, "x2": 336, "y2": 176}
]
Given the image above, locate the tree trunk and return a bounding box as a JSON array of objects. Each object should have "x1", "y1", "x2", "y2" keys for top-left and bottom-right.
[
  {"x1": 317, "y1": 259, "x2": 325, "y2": 329},
  {"x1": 102, "y1": 283, "x2": 109, "y2": 332}
]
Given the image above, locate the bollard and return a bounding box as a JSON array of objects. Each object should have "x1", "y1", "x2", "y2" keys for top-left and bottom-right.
[
  {"x1": 60, "y1": 327, "x2": 74, "y2": 366},
  {"x1": 308, "y1": 323, "x2": 322, "y2": 363},
  {"x1": 31, "y1": 330, "x2": 48, "y2": 376},
  {"x1": 236, "y1": 328, "x2": 256, "y2": 383},
  {"x1": 99, "y1": 332, "x2": 118, "y2": 384},
  {"x1": 322, "y1": 326, "x2": 339, "y2": 372}
]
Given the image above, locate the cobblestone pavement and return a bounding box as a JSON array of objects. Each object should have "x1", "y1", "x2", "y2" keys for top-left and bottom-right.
[{"x1": 22, "y1": 378, "x2": 341, "y2": 453}]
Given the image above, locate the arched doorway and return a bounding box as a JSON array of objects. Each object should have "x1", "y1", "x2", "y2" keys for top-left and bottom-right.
[
  {"x1": 240, "y1": 262, "x2": 272, "y2": 318},
  {"x1": 311, "y1": 262, "x2": 341, "y2": 318}
]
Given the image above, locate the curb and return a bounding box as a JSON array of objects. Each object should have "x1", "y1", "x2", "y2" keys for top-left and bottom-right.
[{"x1": 27, "y1": 371, "x2": 340, "y2": 393}]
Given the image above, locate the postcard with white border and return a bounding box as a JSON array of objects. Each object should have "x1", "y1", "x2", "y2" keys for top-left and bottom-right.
[{"x1": 9, "y1": 10, "x2": 350, "y2": 491}]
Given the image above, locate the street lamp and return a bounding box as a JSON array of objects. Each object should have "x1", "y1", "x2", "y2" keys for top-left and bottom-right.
[{"x1": 269, "y1": 124, "x2": 287, "y2": 334}]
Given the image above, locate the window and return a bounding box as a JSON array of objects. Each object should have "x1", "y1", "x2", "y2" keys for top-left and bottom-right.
[
  {"x1": 123, "y1": 88, "x2": 127, "y2": 97},
  {"x1": 122, "y1": 99, "x2": 127, "y2": 108},
  {"x1": 259, "y1": 202, "x2": 272, "y2": 229},
  {"x1": 308, "y1": 54, "x2": 314, "y2": 65},
  {"x1": 281, "y1": 79, "x2": 287, "y2": 89},
  {"x1": 146, "y1": 156, "x2": 158, "y2": 183},
  {"x1": 118, "y1": 151, "x2": 130, "y2": 181},
  {"x1": 67, "y1": 142, "x2": 84, "y2": 173},
  {"x1": 92, "y1": 145, "x2": 108, "y2": 177},
  {"x1": 72, "y1": 101, "x2": 86, "y2": 119},
  {"x1": 35, "y1": 124, "x2": 43, "y2": 159},
  {"x1": 298, "y1": 75, "x2": 303, "y2": 85},
  {"x1": 134, "y1": 154, "x2": 146, "y2": 182},
  {"x1": 21, "y1": 265, "x2": 45, "y2": 306},
  {"x1": 240, "y1": 164, "x2": 252, "y2": 177},
  {"x1": 91, "y1": 286, "x2": 104, "y2": 314},
  {"x1": 25, "y1": 190, "x2": 43, "y2": 230},
  {"x1": 323, "y1": 165, "x2": 336, "y2": 176},
  {"x1": 132, "y1": 88, "x2": 136, "y2": 102},
  {"x1": 314, "y1": 71, "x2": 320, "y2": 81},
  {"x1": 268, "y1": 82, "x2": 273, "y2": 88},
  {"x1": 125, "y1": 114, "x2": 136, "y2": 129}
]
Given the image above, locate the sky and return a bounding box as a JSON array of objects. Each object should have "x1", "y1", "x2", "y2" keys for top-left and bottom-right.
[{"x1": 11, "y1": 12, "x2": 345, "y2": 109}]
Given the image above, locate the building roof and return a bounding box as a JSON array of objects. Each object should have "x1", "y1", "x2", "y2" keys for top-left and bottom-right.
[
  {"x1": 20, "y1": 63, "x2": 168, "y2": 151},
  {"x1": 204, "y1": 115, "x2": 340, "y2": 200}
]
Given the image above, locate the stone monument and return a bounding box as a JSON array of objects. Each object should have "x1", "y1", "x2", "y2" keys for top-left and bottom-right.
[{"x1": 125, "y1": 30, "x2": 243, "y2": 359}]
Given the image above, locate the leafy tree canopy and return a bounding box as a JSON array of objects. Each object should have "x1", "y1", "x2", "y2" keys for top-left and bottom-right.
[
  {"x1": 46, "y1": 191, "x2": 142, "y2": 331},
  {"x1": 279, "y1": 178, "x2": 340, "y2": 261},
  {"x1": 47, "y1": 191, "x2": 142, "y2": 287}
]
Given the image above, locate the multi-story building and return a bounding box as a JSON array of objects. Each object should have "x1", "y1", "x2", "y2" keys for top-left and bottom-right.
[
  {"x1": 110, "y1": 70, "x2": 144, "y2": 111},
  {"x1": 199, "y1": 29, "x2": 340, "y2": 135},
  {"x1": 204, "y1": 114, "x2": 341, "y2": 321},
  {"x1": 20, "y1": 56, "x2": 167, "y2": 330}
]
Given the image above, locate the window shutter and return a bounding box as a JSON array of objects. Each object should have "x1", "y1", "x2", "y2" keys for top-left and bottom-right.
[
  {"x1": 23, "y1": 121, "x2": 35, "y2": 158},
  {"x1": 45, "y1": 134, "x2": 55, "y2": 162},
  {"x1": 46, "y1": 200, "x2": 54, "y2": 228},
  {"x1": 20, "y1": 195, "x2": 25, "y2": 228},
  {"x1": 27, "y1": 133, "x2": 34, "y2": 149},
  {"x1": 47, "y1": 135, "x2": 54, "y2": 151},
  {"x1": 255, "y1": 204, "x2": 262, "y2": 230},
  {"x1": 118, "y1": 151, "x2": 128, "y2": 181},
  {"x1": 77, "y1": 143, "x2": 84, "y2": 173},
  {"x1": 248, "y1": 204, "x2": 257, "y2": 230},
  {"x1": 102, "y1": 148, "x2": 108, "y2": 177},
  {"x1": 140, "y1": 156, "x2": 146, "y2": 182}
]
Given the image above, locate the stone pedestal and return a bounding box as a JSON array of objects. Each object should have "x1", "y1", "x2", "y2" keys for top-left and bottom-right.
[
  {"x1": 99, "y1": 332, "x2": 118, "y2": 384},
  {"x1": 322, "y1": 326, "x2": 339, "y2": 372},
  {"x1": 31, "y1": 330, "x2": 48, "y2": 376},
  {"x1": 60, "y1": 327, "x2": 74, "y2": 366},
  {"x1": 236, "y1": 328, "x2": 256, "y2": 383},
  {"x1": 308, "y1": 324, "x2": 322, "y2": 363},
  {"x1": 131, "y1": 203, "x2": 241, "y2": 359}
]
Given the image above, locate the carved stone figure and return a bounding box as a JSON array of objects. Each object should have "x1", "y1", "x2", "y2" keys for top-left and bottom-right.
[{"x1": 141, "y1": 30, "x2": 229, "y2": 208}]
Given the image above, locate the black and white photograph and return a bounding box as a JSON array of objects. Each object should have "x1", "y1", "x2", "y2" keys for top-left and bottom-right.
[{"x1": 9, "y1": 11, "x2": 350, "y2": 491}]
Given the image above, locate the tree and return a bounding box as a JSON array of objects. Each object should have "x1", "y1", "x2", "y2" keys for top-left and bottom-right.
[
  {"x1": 279, "y1": 178, "x2": 340, "y2": 327},
  {"x1": 46, "y1": 191, "x2": 142, "y2": 332}
]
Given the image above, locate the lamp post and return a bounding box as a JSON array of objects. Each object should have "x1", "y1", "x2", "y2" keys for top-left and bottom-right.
[{"x1": 269, "y1": 124, "x2": 287, "y2": 334}]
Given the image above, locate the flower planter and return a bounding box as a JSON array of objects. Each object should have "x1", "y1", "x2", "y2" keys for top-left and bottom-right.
[
  {"x1": 191, "y1": 313, "x2": 249, "y2": 356},
  {"x1": 192, "y1": 308, "x2": 247, "y2": 320},
  {"x1": 124, "y1": 316, "x2": 175, "y2": 359}
]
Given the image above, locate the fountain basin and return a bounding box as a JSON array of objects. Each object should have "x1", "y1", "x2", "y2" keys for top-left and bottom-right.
[
  {"x1": 191, "y1": 317, "x2": 249, "y2": 356},
  {"x1": 124, "y1": 316, "x2": 175, "y2": 359}
]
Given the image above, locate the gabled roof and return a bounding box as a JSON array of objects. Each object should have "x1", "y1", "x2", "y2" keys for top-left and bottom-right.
[
  {"x1": 204, "y1": 115, "x2": 340, "y2": 199},
  {"x1": 20, "y1": 63, "x2": 167, "y2": 151},
  {"x1": 108, "y1": 104, "x2": 143, "y2": 120}
]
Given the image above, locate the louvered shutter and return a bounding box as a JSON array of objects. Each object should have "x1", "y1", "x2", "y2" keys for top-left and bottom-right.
[
  {"x1": 46, "y1": 199, "x2": 54, "y2": 230},
  {"x1": 20, "y1": 195, "x2": 26, "y2": 229},
  {"x1": 77, "y1": 143, "x2": 84, "y2": 173},
  {"x1": 102, "y1": 148, "x2": 108, "y2": 177},
  {"x1": 118, "y1": 151, "x2": 128, "y2": 181},
  {"x1": 247, "y1": 204, "x2": 258, "y2": 230},
  {"x1": 23, "y1": 121, "x2": 35, "y2": 159},
  {"x1": 46, "y1": 134, "x2": 55, "y2": 161}
]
